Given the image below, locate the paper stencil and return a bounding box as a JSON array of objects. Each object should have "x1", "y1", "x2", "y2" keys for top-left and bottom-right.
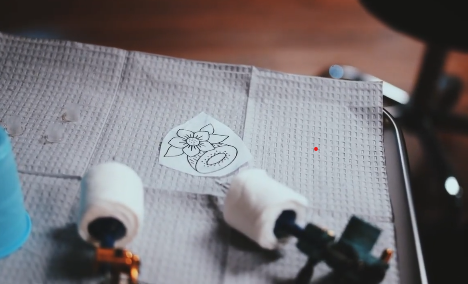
[{"x1": 159, "y1": 112, "x2": 252, "y2": 177}]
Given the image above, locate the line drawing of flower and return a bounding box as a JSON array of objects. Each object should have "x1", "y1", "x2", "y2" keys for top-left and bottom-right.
[{"x1": 164, "y1": 124, "x2": 229, "y2": 157}]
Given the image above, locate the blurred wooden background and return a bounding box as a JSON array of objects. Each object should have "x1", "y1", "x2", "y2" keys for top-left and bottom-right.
[{"x1": 2, "y1": 0, "x2": 468, "y2": 283}]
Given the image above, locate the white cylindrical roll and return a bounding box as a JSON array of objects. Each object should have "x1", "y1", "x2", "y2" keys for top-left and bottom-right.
[
  {"x1": 78, "y1": 162, "x2": 144, "y2": 248},
  {"x1": 223, "y1": 169, "x2": 308, "y2": 250}
]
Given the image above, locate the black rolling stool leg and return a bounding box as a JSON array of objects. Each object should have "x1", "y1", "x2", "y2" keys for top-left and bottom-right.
[
  {"x1": 402, "y1": 46, "x2": 465, "y2": 283},
  {"x1": 399, "y1": 45, "x2": 464, "y2": 217},
  {"x1": 402, "y1": 46, "x2": 464, "y2": 213},
  {"x1": 434, "y1": 75, "x2": 463, "y2": 112},
  {"x1": 404, "y1": 45, "x2": 447, "y2": 115},
  {"x1": 434, "y1": 113, "x2": 468, "y2": 135},
  {"x1": 417, "y1": 120, "x2": 463, "y2": 210}
]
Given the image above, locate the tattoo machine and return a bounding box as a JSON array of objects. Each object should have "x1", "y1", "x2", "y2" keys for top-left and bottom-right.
[
  {"x1": 77, "y1": 162, "x2": 144, "y2": 284},
  {"x1": 223, "y1": 168, "x2": 393, "y2": 284}
]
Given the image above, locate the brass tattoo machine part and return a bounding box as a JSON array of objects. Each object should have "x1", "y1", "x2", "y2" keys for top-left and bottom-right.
[
  {"x1": 88, "y1": 217, "x2": 141, "y2": 284},
  {"x1": 94, "y1": 247, "x2": 141, "y2": 284}
]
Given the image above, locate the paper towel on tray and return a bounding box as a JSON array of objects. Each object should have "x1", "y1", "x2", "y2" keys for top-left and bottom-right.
[
  {"x1": 0, "y1": 33, "x2": 127, "y2": 177},
  {"x1": 244, "y1": 67, "x2": 391, "y2": 219},
  {"x1": 127, "y1": 189, "x2": 228, "y2": 284},
  {"x1": 0, "y1": 32, "x2": 397, "y2": 283}
]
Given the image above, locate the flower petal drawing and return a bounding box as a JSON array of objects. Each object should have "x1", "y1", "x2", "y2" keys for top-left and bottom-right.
[
  {"x1": 194, "y1": 131, "x2": 209, "y2": 141},
  {"x1": 208, "y1": 134, "x2": 228, "y2": 143},
  {"x1": 177, "y1": 129, "x2": 193, "y2": 138},
  {"x1": 183, "y1": 146, "x2": 200, "y2": 156},
  {"x1": 168, "y1": 137, "x2": 187, "y2": 148},
  {"x1": 197, "y1": 141, "x2": 215, "y2": 152},
  {"x1": 200, "y1": 124, "x2": 214, "y2": 134},
  {"x1": 164, "y1": 146, "x2": 184, "y2": 157}
]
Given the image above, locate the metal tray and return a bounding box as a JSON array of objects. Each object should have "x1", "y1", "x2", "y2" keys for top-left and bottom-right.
[{"x1": 383, "y1": 108, "x2": 428, "y2": 284}]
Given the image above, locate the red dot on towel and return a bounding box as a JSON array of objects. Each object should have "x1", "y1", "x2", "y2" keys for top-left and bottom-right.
[{"x1": 314, "y1": 147, "x2": 318, "y2": 151}]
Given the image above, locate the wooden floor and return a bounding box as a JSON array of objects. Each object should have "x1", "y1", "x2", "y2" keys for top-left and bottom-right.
[{"x1": 2, "y1": 0, "x2": 468, "y2": 283}]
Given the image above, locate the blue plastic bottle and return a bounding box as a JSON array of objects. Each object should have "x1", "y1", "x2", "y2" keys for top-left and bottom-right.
[{"x1": 0, "y1": 126, "x2": 31, "y2": 258}]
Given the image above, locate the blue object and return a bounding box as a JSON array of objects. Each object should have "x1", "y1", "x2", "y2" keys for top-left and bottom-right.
[
  {"x1": 0, "y1": 126, "x2": 31, "y2": 258},
  {"x1": 88, "y1": 217, "x2": 127, "y2": 248},
  {"x1": 329, "y1": 64, "x2": 344, "y2": 79}
]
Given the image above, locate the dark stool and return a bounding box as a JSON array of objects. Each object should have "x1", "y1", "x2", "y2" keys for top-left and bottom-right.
[
  {"x1": 357, "y1": 0, "x2": 468, "y2": 212},
  {"x1": 356, "y1": 1, "x2": 468, "y2": 283}
]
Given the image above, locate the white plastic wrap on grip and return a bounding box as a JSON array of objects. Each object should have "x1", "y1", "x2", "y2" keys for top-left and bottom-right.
[
  {"x1": 223, "y1": 169, "x2": 308, "y2": 250},
  {"x1": 78, "y1": 162, "x2": 144, "y2": 248}
]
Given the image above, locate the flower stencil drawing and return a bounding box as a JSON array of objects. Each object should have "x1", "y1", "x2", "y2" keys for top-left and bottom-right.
[
  {"x1": 159, "y1": 112, "x2": 252, "y2": 177},
  {"x1": 164, "y1": 124, "x2": 238, "y2": 174}
]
